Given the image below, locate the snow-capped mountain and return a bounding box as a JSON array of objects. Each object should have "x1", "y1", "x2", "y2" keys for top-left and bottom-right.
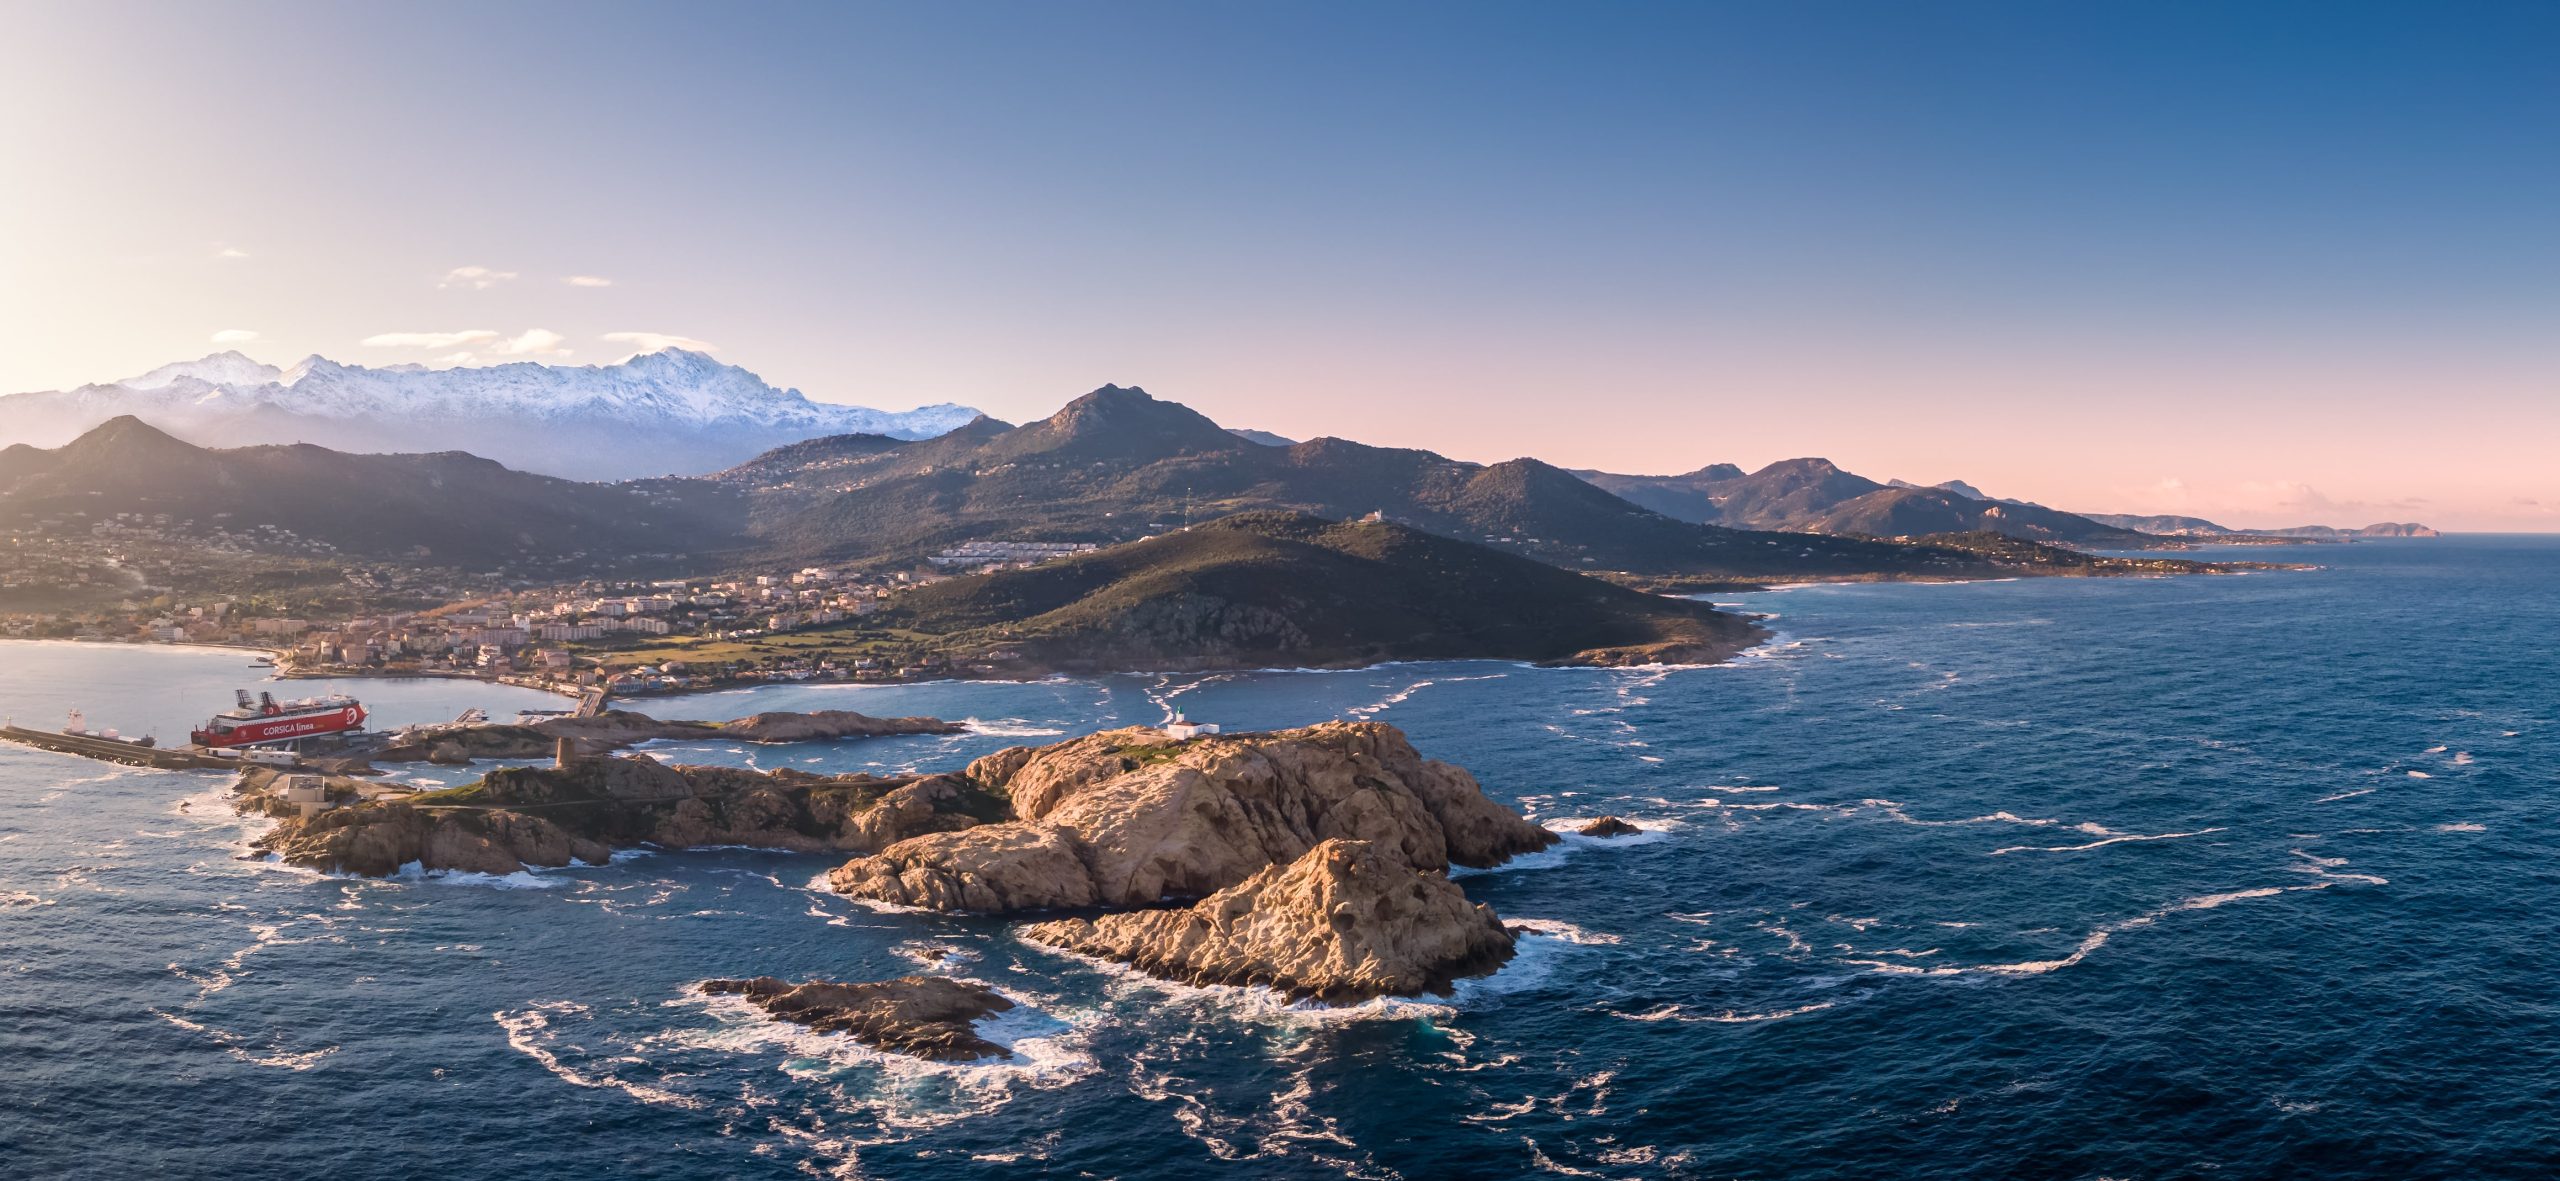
[{"x1": 0, "y1": 350, "x2": 981, "y2": 480}]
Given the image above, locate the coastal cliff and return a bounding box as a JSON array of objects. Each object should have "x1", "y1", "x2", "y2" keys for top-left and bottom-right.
[{"x1": 824, "y1": 722, "x2": 1556, "y2": 912}]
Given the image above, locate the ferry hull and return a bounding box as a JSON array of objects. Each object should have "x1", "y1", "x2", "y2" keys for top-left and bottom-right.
[{"x1": 191, "y1": 705, "x2": 366, "y2": 748}]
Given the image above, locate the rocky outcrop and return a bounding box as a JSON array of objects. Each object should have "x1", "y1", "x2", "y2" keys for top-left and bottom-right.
[
  {"x1": 1576, "y1": 816, "x2": 1641, "y2": 837},
  {"x1": 825, "y1": 722, "x2": 1555, "y2": 913},
  {"x1": 368, "y1": 708, "x2": 961, "y2": 765},
  {"x1": 250, "y1": 802, "x2": 612, "y2": 877},
  {"x1": 833, "y1": 824, "x2": 1099, "y2": 912},
  {"x1": 698, "y1": 975, "x2": 1017, "y2": 1062},
  {"x1": 1022, "y1": 838, "x2": 1517, "y2": 1002},
  {"x1": 238, "y1": 754, "x2": 1001, "y2": 877},
  {"x1": 714, "y1": 710, "x2": 960, "y2": 742}
]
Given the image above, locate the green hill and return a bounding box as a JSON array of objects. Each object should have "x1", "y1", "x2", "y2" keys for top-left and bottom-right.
[{"x1": 877, "y1": 511, "x2": 1765, "y2": 671}]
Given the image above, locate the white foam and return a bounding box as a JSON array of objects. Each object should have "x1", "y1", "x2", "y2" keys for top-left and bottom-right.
[
  {"x1": 1503, "y1": 917, "x2": 1623, "y2": 946},
  {"x1": 494, "y1": 1002, "x2": 703, "y2": 1109},
  {"x1": 152, "y1": 1007, "x2": 339, "y2": 1071},
  {"x1": 1043, "y1": 942, "x2": 1462, "y2": 1026},
  {"x1": 961, "y1": 718, "x2": 1067, "y2": 738},
  {"x1": 1989, "y1": 828, "x2": 2224, "y2": 855},
  {"x1": 387, "y1": 861, "x2": 564, "y2": 889},
  {"x1": 1859, "y1": 799, "x2": 2119, "y2": 836},
  {"x1": 1617, "y1": 1000, "x2": 1836, "y2": 1024},
  {"x1": 1846, "y1": 869, "x2": 2385, "y2": 979},
  {"x1": 1453, "y1": 818, "x2": 1675, "y2": 876}
]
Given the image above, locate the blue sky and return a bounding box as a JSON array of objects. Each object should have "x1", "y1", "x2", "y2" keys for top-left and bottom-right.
[{"x1": 3, "y1": 1, "x2": 2554, "y2": 526}]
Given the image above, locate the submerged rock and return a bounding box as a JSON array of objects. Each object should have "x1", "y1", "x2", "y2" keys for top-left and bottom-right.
[
  {"x1": 1022, "y1": 838, "x2": 1517, "y2": 1003},
  {"x1": 827, "y1": 722, "x2": 1556, "y2": 913},
  {"x1": 698, "y1": 975, "x2": 1016, "y2": 1062},
  {"x1": 1576, "y1": 815, "x2": 1641, "y2": 838}
]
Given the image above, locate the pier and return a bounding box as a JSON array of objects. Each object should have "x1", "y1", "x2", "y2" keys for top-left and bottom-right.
[{"x1": 0, "y1": 725, "x2": 243, "y2": 770}]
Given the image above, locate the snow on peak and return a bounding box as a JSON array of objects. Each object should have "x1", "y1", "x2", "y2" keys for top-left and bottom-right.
[
  {"x1": 120, "y1": 350, "x2": 283, "y2": 391},
  {"x1": 71, "y1": 349, "x2": 979, "y2": 437},
  {"x1": 3, "y1": 349, "x2": 982, "y2": 478}
]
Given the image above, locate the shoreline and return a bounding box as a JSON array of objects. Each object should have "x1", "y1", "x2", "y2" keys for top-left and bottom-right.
[
  {"x1": 0, "y1": 635, "x2": 588, "y2": 701},
  {"x1": 11, "y1": 561, "x2": 2259, "y2": 704}
]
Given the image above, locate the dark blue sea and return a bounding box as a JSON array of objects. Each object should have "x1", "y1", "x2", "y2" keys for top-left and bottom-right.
[{"x1": 5, "y1": 537, "x2": 2555, "y2": 1179}]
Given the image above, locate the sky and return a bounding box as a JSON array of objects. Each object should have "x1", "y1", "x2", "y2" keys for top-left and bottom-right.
[{"x1": 2, "y1": 1, "x2": 2554, "y2": 530}]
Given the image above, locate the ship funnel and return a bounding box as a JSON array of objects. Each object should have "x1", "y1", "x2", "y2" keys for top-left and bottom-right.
[
  {"x1": 235, "y1": 689, "x2": 254, "y2": 710},
  {"x1": 258, "y1": 691, "x2": 278, "y2": 714}
]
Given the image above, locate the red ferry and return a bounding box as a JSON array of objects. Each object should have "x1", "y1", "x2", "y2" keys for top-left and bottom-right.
[{"x1": 191, "y1": 689, "x2": 367, "y2": 748}]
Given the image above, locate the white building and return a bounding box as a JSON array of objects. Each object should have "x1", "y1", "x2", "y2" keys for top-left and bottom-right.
[{"x1": 1163, "y1": 713, "x2": 1220, "y2": 740}]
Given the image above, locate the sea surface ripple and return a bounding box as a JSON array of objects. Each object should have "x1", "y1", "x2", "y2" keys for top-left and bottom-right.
[{"x1": 3, "y1": 537, "x2": 2555, "y2": 1178}]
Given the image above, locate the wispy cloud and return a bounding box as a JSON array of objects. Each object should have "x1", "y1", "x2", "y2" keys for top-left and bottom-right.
[
  {"x1": 564, "y1": 275, "x2": 614, "y2": 288},
  {"x1": 2233, "y1": 480, "x2": 2428, "y2": 519},
  {"x1": 209, "y1": 329, "x2": 261, "y2": 344},
  {"x1": 487, "y1": 328, "x2": 572, "y2": 357},
  {"x1": 214, "y1": 245, "x2": 250, "y2": 260},
  {"x1": 363, "y1": 329, "x2": 500, "y2": 349},
  {"x1": 2115, "y1": 475, "x2": 2430, "y2": 528},
  {"x1": 603, "y1": 331, "x2": 717, "y2": 354},
  {"x1": 439, "y1": 265, "x2": 518, "y2": 290}
]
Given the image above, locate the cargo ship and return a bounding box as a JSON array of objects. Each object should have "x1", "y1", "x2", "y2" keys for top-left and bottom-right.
[{"x1": 191, "y1": 689, "x2": 367, "y2": 748}]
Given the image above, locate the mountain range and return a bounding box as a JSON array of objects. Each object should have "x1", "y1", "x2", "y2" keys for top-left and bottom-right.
[
  {"x1": 0, "y1": 416, "x2": 752, "y2": 571},
  {"x1": 1582, "y1": 461, "x2": 2436, "y2": 542},
  {"x1": 3, "y1": 388, "x2": 2183, "y2": 589},
  {"x1": 713, "y1": 384, "x2": 2068, "y2": 583},
  {"x1": 1576, "y1": 459, "x2": 2163, "y2": 546},
  {"x1": 2079, "y1": 514, "x2": 2440, "y2": 539},
  {"x1": 0, "y1": 350, "x2": 980, "y2": 481}
]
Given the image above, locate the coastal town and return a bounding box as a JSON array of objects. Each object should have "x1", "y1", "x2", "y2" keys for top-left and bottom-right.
[{"x1": 0, "y1": 529, "x2": 1111, "y2": 696}]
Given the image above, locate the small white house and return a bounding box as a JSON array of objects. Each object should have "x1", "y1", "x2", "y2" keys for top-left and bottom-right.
[
  {"x1": 1163, "y1": 713, "x2": 1220, "y2": 740},
  {"x1": 278, "y1": 775, "x2": 329, "y2": 817}
]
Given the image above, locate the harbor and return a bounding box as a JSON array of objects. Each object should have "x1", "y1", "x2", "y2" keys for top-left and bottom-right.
[{"x1": 0, "y1": 688, "x2": 379, "y2": 773}]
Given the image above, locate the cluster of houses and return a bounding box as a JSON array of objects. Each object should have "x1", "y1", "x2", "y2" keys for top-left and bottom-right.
[
  {"x1": 929, "y1": 540, "x2": 1102, "y2": 570},
  {"x1": 256, "y1": 560, "x2": 963, "y2": 686},
  {"x1": 4, "y1": 533, "x2": 1115, "y2": 688}
]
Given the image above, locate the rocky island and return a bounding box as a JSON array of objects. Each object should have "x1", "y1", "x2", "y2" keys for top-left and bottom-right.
[
  {"x1": 824, "y1": 722, "x2": 1555, "y2": 911},
  {"x1": 245, "y1": 718, "x2": 1581, "y2": 1004},
  {"x1": 821, "y1": 721, "x2": 1560, "y2": 1001}
]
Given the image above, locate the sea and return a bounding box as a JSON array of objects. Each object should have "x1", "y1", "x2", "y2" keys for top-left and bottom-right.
[{"x1": 3, "y1": 535, "x2": 2554, "y2": 1179}]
